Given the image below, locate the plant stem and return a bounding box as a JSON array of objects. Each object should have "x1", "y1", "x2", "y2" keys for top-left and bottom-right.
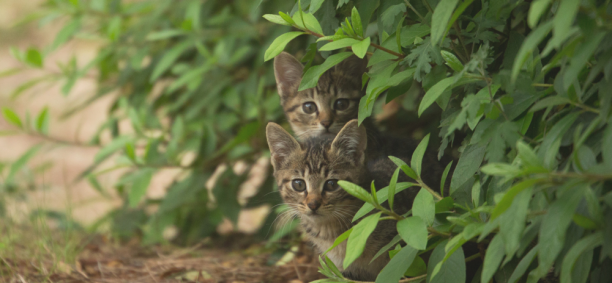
[
  {"x1": 532, "y1": 83, "x2": 553, "y2": 87},
  {"x1": 464, "y1": 253, "x2": 481, "y2": 262},
  {"x1": 304, "y1": 30, "x2": 405, "y2": 59},
  {"x1": 453, "y1": 22, "x2": 470, "y2": 60},
  {"x1": 569, "y1": 101, "x2": 600, "y2": 114},
  {"x1": 417, "y1": 179, "x2": 443, "y2": 200},
  {"x1": 403, "y1": 0, "x2": 426, "y2": 23}
]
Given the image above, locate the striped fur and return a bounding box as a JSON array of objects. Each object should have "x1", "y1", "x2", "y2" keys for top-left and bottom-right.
[
  {"x1": 274, "y1": 52, "x2": 367, "y2": 140},
  {"x1": 266, "y1": 121, "x2": 420, "y2": 281}
]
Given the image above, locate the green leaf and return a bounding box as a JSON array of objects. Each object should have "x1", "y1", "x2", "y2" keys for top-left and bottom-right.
[
  {"x1": 293, "y1": 12, "x2": 324, "y2": 35},
  {"x1": 309, "y1": 0, "x2": 325, "y2": 13},
  {"x1": 35, "y1": 107, "x2": 49, "y2": 134},
  {"x1": 388, "y1": 156, "x2": 418, "y2": 180},
  {"x1": 397, "y1": 216, "x2": 428, "y2": 250},
  {"x1": 481, "y1": 235, "x2": 505, "y2": 283},
  {"x1": 411, "y1": 133, "x2": 430, "y2": 176},
  {"x1": 371, "y1": 234, "x2": 402, "y2": 264},
  {"x1": 319, "y1": 38, "x2": 361, "y2": 51},
  {"x1": 480, "y1": 163, "x2": 522, "y2": 176},
  {"x1": 418, "y1": 77, "x2": 454, "y2": 116},
  {"x1": 351, "y1": 37, "x2": 370, "y2": 59},
  {"x1": 299, "y1": 52, "x2": 353, "y2": 91},
  {"x1": 450, "y1": 144, "x2": 485, "y2": 194},
  {"x1": 516, "y1": 141, "x2": 543, "y2": 168},
  {"x1": 338, "y1": 180, "x2": 373, "y2": 204},
  {"x1": 538, "y1": 183, "x2": 587, "y2": 277},
  {"x1": 51, "y1": 19, "x2": 80, "y2": 51},
  {"x1": 150, "y1": 41, "x2": 193, "y2": 82},
  {"x1": 371, "y1": 181, "x2": 379, "y2": 205},
  {"x1": 344, "y1": 212, "x2": 381, "y2": 269},
  {"x1": 511, "y1": 21, "x2": 553, "y2": 82},
  {"x1": 219, "y1": 121, "x2": 260, "y2": 153},
  {"x1": 25, "y1": 48, "x2": 43, "y2": 68},
  {"x1": 87, "y1": 175, "x2": 110, "y2": 198},
  {"x1": 572, "y1": 214, "x2": 597, "y2": 230},
  {"x1": 351, "y1": 7, "x2": 363, "y2": 38},
  {"x1": 375, "y1": 245, "x2": 418, "y2": 283},
  {"x1": 324, "y1": 228, "x2": 353, "y2": 254},
  {"x1": 128, "y1": 169, "x2": 154, "y2": 207},
  {"x1": 603, "y1": 123, "x2": 612, "y2": 169},
  {"x1": 279, "y1": 12, "x2": 296, "y2": 25},
  {"x1": 125, "y1": 142, "x2": 136, "y2": 161},
  {"x1": 430, "y1": 0, "x2": 460, "y2": 46},
  {"x1": 146, "y1": 29, "x2": 186, "y2": 41},
  {"x1": 412, "y1": 188, "x2": 435, "y2": 226},
  {"x1": 441, "y1": 50, "x2": 463, "y2": 72},
  {"x1": 262, "y1": 14, "x2": 292, "y2": 26},
  {"x1": 380, "y1": 4, "x2": 405, "y2": 33},
  {"x1": 324, "y1": 255, "x2": 344, "y2": 278},
  {"x1": 560, "y1": 232, "x2": 603, "y2": 283},
  {"x1": 94, "y1": 136, "x2": 132, "y2": 162},
  {"x1": 537, "y1": 112, "x2": 579, "y2": 168},
  {"x1": 548, "y1": 0, "x2": 580, "y2": 54},
  {"x1": 490, "y1": 179, "x2": 540, "y2": 220},
  {"x1": 440, "y1": 161, "x2": 453, "y2": 197},
  {"x1": 529, "y1": 96, "x2": 572, "y2": 112},
  {"x1": 264, "y1": 32, "x2": 306, "y2": 62},
  {"x1": 435, "y1": 197, "x2": 454, "y2": 213},
  {"x1": 354, "y1": 0, "x2": 379, "y2": 31},
  {"x1": 444, "y1": 0, "x2": 474, "y2": 38},
  {"x1": 528, "y1": 0, "x2": 552, "y2": 28},
  {"x1": 0, "y1": 67, "x2": 23, "y2": 78},
  {"x1": 387, "y1": 167, "x2": 400, "y2": 210},
  {"x1": 563, "y1": 31, "x2": 606, "y2": 90},
  {"x1": 405, "y1": 256, "x2": 427, "y2": 276},
  {"x1": 508, "y1": 245, "x2": 538, "y2": 283},
  {"x1": 352, "y1": 182, "x2": 417, "y2": 221},
  {"x1": 499, "y1": 187, "x2": 532, "y2": 259},
  {"x1": 428, "y1": 239, "x2": 466, "y2": 283},
  {"x1": 6, "y1": 145, "x2": 41, "y2": 184},
  {"x1": 400, "y1": 24, "x2": 430, "y2": 47},
  {"x1": 2, "y1": 108, "x2": 23, "y2": 128}
]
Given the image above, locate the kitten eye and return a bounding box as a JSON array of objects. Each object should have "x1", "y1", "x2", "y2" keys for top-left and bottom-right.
[
  {"x1": 324, "y1": 179, "x2": 340, "y2": 191},
  {"x1": 334, "y1": 99, "x2": 349, "y2": 111},
  {"x1": 291, "y1": 179, "x2": 307, "y2": 192},
  {"x1": 302, "y1": 102, "x2": 317, "y2": 114}
]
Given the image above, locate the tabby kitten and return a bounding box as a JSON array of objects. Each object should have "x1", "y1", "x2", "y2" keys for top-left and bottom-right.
[
  {"x1": 273, "y1": 52, "x2": 368, "y2": 140},
  {"x1": 266, "y1": 120, "x2": 418, "y2": 281},
  {"x1": 274, "y1": 52, "x2": 444, "y2": 190}
]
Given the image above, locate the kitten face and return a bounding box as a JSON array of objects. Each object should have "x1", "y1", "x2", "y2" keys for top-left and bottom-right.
[
  {"x1": 266, "y1": 120, "x2": 368, "y2": 225},
  {"x1": 274, "y1": 52, "x2": 367, "y2": 140}
]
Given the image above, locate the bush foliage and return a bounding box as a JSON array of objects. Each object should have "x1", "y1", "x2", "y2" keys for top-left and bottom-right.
[{"x1": 2, "y1": 0, "x2": 612, "y2": 282}]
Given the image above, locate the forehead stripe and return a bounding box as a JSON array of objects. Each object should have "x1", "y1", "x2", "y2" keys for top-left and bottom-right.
[{"x1": 285, "y1": 104, "x2": 300, "y2": 113}]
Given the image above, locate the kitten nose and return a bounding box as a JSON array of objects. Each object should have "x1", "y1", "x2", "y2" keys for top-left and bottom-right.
[
  {"x1": 307, "y1": 199, "x2": 321, "y2": 211},
  {"x1": 320, "y1": 120, "x2": 332, "y2": 128}
]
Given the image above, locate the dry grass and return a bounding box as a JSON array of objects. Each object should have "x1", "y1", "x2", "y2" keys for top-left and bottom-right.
[{"x1": 0, "y1": 220, "x2": 321, "y2": 283}]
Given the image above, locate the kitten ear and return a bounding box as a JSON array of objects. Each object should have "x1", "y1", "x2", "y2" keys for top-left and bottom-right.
[
  {"x1": 335, "y1": 55, "x2": 368, "y2": 83},
  {"x1": 274, "y1": 52, "x2": 304, "y2": 99},
  {"x1": 266, "y1": 122, "x2": 301, "y2": 168},
  {"x1": 331, "y1": 119, "x2": 367, "y2": 165}
]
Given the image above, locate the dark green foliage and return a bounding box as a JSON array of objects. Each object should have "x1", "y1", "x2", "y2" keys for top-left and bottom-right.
[{"x1": 263, "y1": 0, "x2": 612, "y2": 282}]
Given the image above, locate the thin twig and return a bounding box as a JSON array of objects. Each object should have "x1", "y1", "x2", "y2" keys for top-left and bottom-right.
[
  {"x1": 304, "y1": 30, "x2": 405, "y2": 59},
  {"x1": 403, "y1": 0, "x2": 426, "y2": 23}
]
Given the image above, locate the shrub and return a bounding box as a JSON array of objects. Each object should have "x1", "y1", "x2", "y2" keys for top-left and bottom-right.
[
  {"x1": 1, "y1": 0, "x2": 311, "y2": 244},
  {"x1": 262, "y1": 0, "x2": 612, "y2": 282}
]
